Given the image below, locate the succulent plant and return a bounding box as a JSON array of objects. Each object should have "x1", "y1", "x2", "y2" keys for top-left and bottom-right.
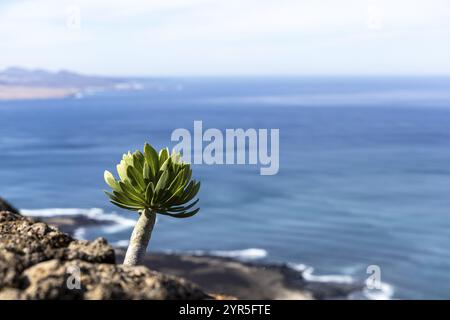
[{"x1": 104, "y1": 142, "x2": 200, "y2": 266}]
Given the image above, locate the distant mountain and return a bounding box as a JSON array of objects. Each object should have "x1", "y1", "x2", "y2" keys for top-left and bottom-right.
[{"x1": 0, "y1": 67, "x2": 125, "y2": 88}]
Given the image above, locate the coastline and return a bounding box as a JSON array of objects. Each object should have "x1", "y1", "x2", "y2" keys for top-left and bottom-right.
[
  {"x1": 115, "y1": 250, "x2": 363, "y2": 300},
  {"x1": 0, "y1": 85, "x2": 77, "y2": 100},
  {"x1": 36, "y1": 213, "x2": 366, "y2": 300}
]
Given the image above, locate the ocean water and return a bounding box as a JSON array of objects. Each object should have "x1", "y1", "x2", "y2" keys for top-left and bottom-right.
[{"x1": 1, "y1": 77, "x2": 450, "y2": 299}]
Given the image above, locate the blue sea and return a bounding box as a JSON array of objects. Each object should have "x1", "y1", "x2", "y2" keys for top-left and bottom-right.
[{"x1": 1, "y1": 77, "x2": 450, "y2": 299}]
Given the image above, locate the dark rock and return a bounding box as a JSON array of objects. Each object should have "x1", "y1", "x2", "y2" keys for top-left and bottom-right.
[
  {"x1": 0, "y1": 197, "x2": 19, "y2": 214},
  {"x1": 38, "y1": 215, "x2": 113, "y2": 236},
  {"x1": 0, "y1": 211, "x2": 211, "y2": 300}
]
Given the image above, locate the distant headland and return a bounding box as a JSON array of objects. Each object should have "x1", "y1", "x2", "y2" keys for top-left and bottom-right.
[{"x1": 0, "y1": 67, "x2": 142, "y2": 101}]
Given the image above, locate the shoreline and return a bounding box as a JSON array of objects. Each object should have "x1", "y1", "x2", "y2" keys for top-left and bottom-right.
[
  {"x1": 36, "y1": 213, "x2": 367, "y2": 300},
  {"x1": 0, "y1": 85, "x2": 77, "y2": 101},
  {"x1": 115, "y1": 249, "x2": 364, "y2": 300}
]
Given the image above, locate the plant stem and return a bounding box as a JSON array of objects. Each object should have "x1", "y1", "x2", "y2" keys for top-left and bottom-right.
[{"x1": 123, "y1": 208, "x2": 156, "y2": 266}]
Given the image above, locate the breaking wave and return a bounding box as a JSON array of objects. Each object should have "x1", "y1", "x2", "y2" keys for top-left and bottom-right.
[
  {"x1": 20, "y1": 207, "x2": 136, "y2": 239},
  {"x1": 163, "y1": 248, "x2": 268, "y2": 261},
  {"x1": 289, "y1": 263, "x2": 394, "y2": 300}
]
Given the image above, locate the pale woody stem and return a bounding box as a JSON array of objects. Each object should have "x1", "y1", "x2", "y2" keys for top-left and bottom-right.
[{"x1": 123, "y1": 208, "x2": 156, "y2": 266}]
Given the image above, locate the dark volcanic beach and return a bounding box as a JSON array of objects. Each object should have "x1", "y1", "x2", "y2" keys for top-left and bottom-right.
[{"x1": 115, "y1": 251, "x2": 363, "y2": 300}]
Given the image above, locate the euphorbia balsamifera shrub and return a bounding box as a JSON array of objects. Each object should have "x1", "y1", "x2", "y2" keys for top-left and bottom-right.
[{"x1": 104, "y1": 142, "x2": 200, "y2": 266}]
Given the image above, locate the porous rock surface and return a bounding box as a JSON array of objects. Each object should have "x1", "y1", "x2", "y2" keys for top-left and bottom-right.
[{"x1": 0, "y1": 210, "x2": 210, "y2": 299}]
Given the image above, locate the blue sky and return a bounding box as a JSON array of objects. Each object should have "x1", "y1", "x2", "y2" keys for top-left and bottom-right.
[{"x1": 1, "y1": 0, "x2": 450, "y2": 76}]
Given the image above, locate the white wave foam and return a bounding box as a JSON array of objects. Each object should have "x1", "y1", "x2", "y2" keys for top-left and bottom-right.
[
  {"x1": 112, "y1": 239, "x2": 130, "y2": 247},
  {"x1": 21, "y1": 208, "x2": 98, "y2": 217},
  {"x1": 209, "y1": 248, "x2": 268, "y2": 260},
  {"x1": 288, "y1": 263, "x2": 354, "y2": 284},
  {"x1": 73, "y1": 227, "x2": 86, "y2": 240},
  {"x1": 288, "y1": 263, "x2": 394, "y2": 300},
  {"x1": 21, "y1": 208, "x2": 137, "y2": 239},
  {"x1": 361, "y1": 281, "x2": 395, "y2": 300},
  {"x1": 170, "y1": 248, "x2": 268, "y2": 261}
]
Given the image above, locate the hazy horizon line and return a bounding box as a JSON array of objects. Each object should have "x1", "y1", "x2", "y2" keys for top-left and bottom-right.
[{"x1": 2, "y1": 66, "x2": 450, "y2": 79}]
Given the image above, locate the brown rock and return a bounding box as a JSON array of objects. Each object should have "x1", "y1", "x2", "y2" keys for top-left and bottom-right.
[
  {"x1": 0, "y1": 210, "x2": 113, "y2": 287},
  {"x1": 0, "y1": 210, "x2": 210, "y2": 299},
  {"x1": 11, "y1": 259, "x2": 208, "y2": 300},
  {"x1": 66, "y1": 238, "x2": 115, "y2": 264}
]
